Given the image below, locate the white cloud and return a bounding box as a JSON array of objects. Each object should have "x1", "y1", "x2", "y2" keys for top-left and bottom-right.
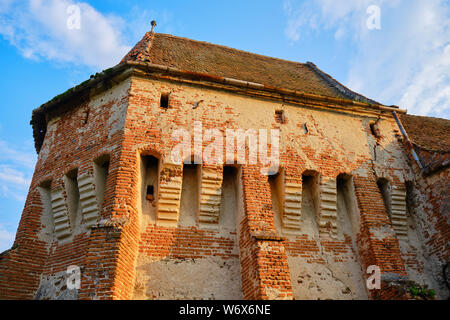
[
  {"x1": 0, "y1": 0, "x2": 132, "y2": 70},
  {"x1": 0, "y1": 140, "x2": 36, "y2": 169},
  {"x1": 283, "y1": 0, "x2": 450, "y2": 118},
  {"x1": 0, "y1": 225, "x2": 15, "y2": 253},
  {"x1": 0, "y1": 139, "x2": 35, "y2": 250},
  {"x1": 0, "y1": 166, "x2": 30, "y2": 187},
  {"x1": 0, "y1": 139, "x2": 36, "y2": 202}
]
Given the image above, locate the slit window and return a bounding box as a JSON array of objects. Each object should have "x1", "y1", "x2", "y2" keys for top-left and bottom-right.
[
  {"x1": 38, "y1": 180, "x2": 54, "y2": 242},
  {"x1": 268, "y1": 169, "x2": 284, "y2": 232},
  {"x1": 336, "y1": 174, "x2": 358, "y2": 235},
  {"x1": 160, "y1": 93, "x2": 170, "y2": 109},
  {"x1": 140, "y1": 154, "x2": 160, "y2": 224},
  {"x1": 302, "y1": 173, "x2": 319, "y2": 214},
  {"x1": 141, "y1": 155, "x2": 159, "y2": 212},
  {"x1": 64, "y1": 169, "x2": 81, "y2": 228},
  {"x1": 275, "y1": 110, "x2": 286, "y2": 124},
  {"x1": 94, "y1": 155, "x2": 110, "y2": 210}
]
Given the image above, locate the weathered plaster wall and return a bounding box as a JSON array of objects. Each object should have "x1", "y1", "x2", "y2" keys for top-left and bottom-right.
[
  {"x1": 123, "y1": 75, "x2": 433, "y2": 300},
  {"x1": 1, "y1": 70, "x2": 447, "y2": 300},
  {"x1": 399, "y1": 163, "x2": 449, "y2": 299},
  {"x1": 132, "y1": 166, "x2": 243, "y2": 300}
]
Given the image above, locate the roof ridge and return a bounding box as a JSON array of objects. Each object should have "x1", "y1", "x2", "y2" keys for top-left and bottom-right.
[
  {"x1": 144, "y1": 31, "x2": 156, "y2": 61},
  {"x1": 121, "y1": 31, "x2": 154, "y2": 63},
  {"x1": 402, "y1": 113, "x2": 450, "y2": 123},
  {"x1": 150, "y1": 34, "x2": 386, "y2": 103},
  {"x1": 153, "y1": 32, "x2": 310, "y2": 67},
  {"x1": 305, "y1": 62, "x2": 381, "y2": 105}
]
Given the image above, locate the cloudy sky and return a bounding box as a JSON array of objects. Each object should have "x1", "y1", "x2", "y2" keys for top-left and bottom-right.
[{"x1": 0, "y1": 0, "x2": 448, "y2": 251}]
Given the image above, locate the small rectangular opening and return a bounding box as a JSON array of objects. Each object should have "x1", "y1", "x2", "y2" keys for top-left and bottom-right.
[
  {"x1": 146, "y1": 185, "x2": 154, "y2": 201},
  {"x1": 275, "y1": 110, "x2": 285, "y2": 124},
  {"x1": 160, "y1": 93, "x2": 170, "y2": 109}
]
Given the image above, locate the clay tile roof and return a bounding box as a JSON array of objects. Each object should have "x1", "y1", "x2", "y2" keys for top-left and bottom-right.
[
  {"x1": 400, "y1": 114, "x2": 450, "y2": 174},
  {"x1": 400, "y1": 114, "x2": 450, "y2": 152},
  {"x1": 30, "y1": 31, "x2": 391, "y2": 153},
  {"x1": 121, "y1": 32, "x2": 378, "y2": 103}
]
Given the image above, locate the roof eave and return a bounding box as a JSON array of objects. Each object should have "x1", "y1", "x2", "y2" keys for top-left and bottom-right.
[
  {"x1": 127, "y1": 60, "x2": 404, "y2": 112},
  {"x1": 31, "y1": 63, "x2": 131, "y2": 153},
  {"x1": 31, "y1": 60, "x2": 405, "y2": 154}
]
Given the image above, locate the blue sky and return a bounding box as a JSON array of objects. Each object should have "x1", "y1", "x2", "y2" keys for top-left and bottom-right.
[{"x1": 0, "y1": 0, "x2": 449, "y2": 251}]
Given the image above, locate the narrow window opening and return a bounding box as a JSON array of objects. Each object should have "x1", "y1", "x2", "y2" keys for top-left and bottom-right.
[
  {"x1": 301, "y1": 171, "x2": 320, "y2": 236},
  {"x1": 140, "y1": 155, "x2": 159, "y2": 222},
  {"x1": 38, "y1": 180, "x2": 53, "y2": 243},
  {"x1": 275, "y1": 110, "x2": 286, "y2": 124},
  {"x1": 64, "y1": 169, "x2": 81, "y2": 229},
  {"x1": 94, "y1": 155, "x2": 110, "y2": 211},
  {"x1": 377, "y1": 178, "x2": 392, "y2": 220},
  {"x1": 336, "y1": 174, "x2": 358, "y2": 236},
  {"x1": 219, "y1": 166, "x2": 239, "y2": 229},
  {"x1": 268, "y1": 169, "x2": 283, "y2": 232},
  {"x1": 179, "y1": 164, "x2": 200, "y2": 227},
  {"x1": 160, "y1": 92, "x2": 170, "y2": 109}
]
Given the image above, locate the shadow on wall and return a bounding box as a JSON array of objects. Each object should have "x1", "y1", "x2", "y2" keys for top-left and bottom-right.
[
  {"x1": 281, "y1": 170, "x2": 368, "y2": 300},
  {"x1": 133, "y1": 163, "x2": 244, "y2": 300}
]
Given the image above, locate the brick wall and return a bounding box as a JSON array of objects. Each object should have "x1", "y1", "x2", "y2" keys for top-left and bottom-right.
[{"x1": 0, "y1": 71, "x2": 447, "y2": 300}]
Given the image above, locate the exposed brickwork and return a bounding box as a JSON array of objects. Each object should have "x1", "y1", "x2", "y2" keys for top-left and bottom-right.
[
  {"x1": 139, "y1": 226, "x2": 238, "y2": 259},
  {"x1": 353, "y1": 173, "x2": 408, "y2": 299},
  {"x1": 0, "y1": 79, "x2": 131, "y2": 300},
  {"x1": 399, "y1": 142, "x2": 450, "y2": 297},
  {"x1": 1, "y1": 33, "x2": 448, "y2": 300}
]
